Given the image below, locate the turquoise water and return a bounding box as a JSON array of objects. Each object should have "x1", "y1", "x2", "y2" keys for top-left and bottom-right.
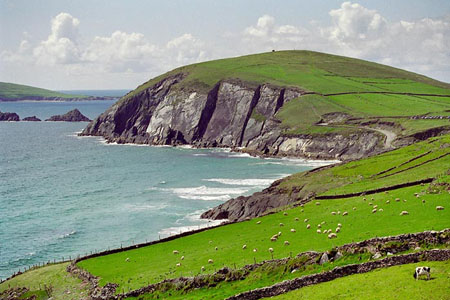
[{"x1": 0, "y1": 101, "x2": 331, "y2": 280}]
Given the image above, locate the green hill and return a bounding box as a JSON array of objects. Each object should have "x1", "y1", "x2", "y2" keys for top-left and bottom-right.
[{"x1": 0, "y1": 82, "x2": 87, "y2": 101}]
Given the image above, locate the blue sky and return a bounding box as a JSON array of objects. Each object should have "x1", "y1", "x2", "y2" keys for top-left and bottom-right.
[{"x1": 1, "y1": 0, "x2": 449, "y2": 89}]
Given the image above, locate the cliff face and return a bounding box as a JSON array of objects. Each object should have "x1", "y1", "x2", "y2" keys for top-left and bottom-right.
[{"x1": 81, "y1": 74, "x2": 384, "y2": 161}]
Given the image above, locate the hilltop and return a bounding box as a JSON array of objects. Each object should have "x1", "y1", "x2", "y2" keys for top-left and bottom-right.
[{"x1": 81, "y1": 50, "x2": 450, "y2": 161}]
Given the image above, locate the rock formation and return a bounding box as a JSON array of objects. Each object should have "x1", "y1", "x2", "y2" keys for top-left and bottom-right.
[
  {"x1": 0, "y1": 111, "x2": 20, "y2": 121},
  {"x1": 46, "y1": 109, "x2": 91, "y2": 122},
  {"x1": 22, "y1": 116, "x2": 41, "y2": 121}
]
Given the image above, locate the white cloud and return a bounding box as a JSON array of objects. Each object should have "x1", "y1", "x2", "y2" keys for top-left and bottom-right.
[{"x1": 166, "y1": 33, "x2": 207, "y2": 66}]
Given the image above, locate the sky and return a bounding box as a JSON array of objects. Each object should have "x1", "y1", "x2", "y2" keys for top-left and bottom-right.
[{"x1": 1, "y1": 0, "x2": 450, "y2": 90}]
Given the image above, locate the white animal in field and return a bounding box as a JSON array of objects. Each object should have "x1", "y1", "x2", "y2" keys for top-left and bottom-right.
[{"x1": 413, "y1": 266, "x2": 430, "y2": 280}]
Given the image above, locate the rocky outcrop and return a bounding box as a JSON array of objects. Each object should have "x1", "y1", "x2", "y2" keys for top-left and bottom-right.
[
  {"x1": 0, "y1": 111, "x2": 20, "y2": 121},
  {"x1": 80, "y1": 74, "x2": 385, "y2": 160},
  {"x1": 46, "y1": 109, "x2": 91, "y2": 122},
  {"x1": 22, "y1": 116, "x2": 41, "y2": 121}
]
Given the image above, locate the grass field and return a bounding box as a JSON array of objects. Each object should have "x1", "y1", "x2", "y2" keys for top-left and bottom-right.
[
  {"x1": 0, "y1": 82, "x2": 86, "y2": 101},
  {"x1": 273, "y1": 260, "x2": 450, "y2": 300}
]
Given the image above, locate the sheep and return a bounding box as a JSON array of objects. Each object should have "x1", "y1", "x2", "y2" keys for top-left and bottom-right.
[
  {"x1": 379, "y1": 208, "x2": 384, "y2": 212},
  {"x1": 372, "y1": 208, "x2": 377, "y2": 213},
  {"x1": 306, "y1": 224, "x2": 311, "y2": 229},
  {"x1": 301, "y1": 209, "x2": 304, "y2": 212},
  {"x1": 176, "y1": 263, "x2": 181, "y2": 267},
  {"x1": 284, "y1": 241, "x2": 290, "y2": 246},
  {"x1": 385, "y1": 191, "x2": 389, "y2": 194},
  {"x1": 295, "y1": 217, "x2": 299, "y2": 221},
  {"x1": 422, "y1": 199, "x2": 426, "y2": 203},
  {"x1": 242, "y1": 245, "x2": 247, "y2": 250},
  {"x1": 386, "y1": 200, "x2": 390, "y2": 204},
  {"x1": 400, "y1": 211, "x2": 409, "y2": 216},
  {"x1": 342, "y1": 211, "x2": 348, "y2": 216},
  {"x1": 125, "y1": 258, "x2": 130, "y2": 262},
  {"x1": 215, "y1": 247, "x2": 218, "y2": 251},
  {"x1": 373, "y1": 205, "x2": 378, "y2": 209},
  {"x1": 181, "y1": 256, "x2": 185, "y2": 260},
  {"x1": 208, "y1": 259, "x2": 214, "y2": 264},
  {"x1": 323, "y1": 230, "x2": 328, "y2": 234},
  {"x1": 201, "y1": 266, "x2": 205, "y2": 272},
  {"x1": 337, "y1": 211, "x2": 341, "y2": 215},
  {"x1": 268, "y1": 248, "x2": 274, "y2": 253},
  {"x1": 315, "y1": 202, "x2": 320, "y2": 205},
  {"x1": 279, "y1": 223, "x2": 284, "y2": 227},
  {"x1": 173, "y1": 250, "x2": 179, "y2": 255},
  {"x1": 369, "y1": 202, "x2": 373, "y2": 206},
  {"x1": 353, "y1": 207, "x2": 357, "y2": 210},
  {"x1": 253, "y1": 248, "x2": 258, "y2": 252},
  {"x1": 331, "y1": 211, "x2": 336, "y2": 215},
  {"x1": 363, "y1": 197, "x2": 367, "y2": 201},
  {"x1": 256, "y1": 221, "x2": 261, "y2": 224},
  {"x1": 317, "y1": 224, "x2": 322, "y2": 228},
  {"x1": 290, "y1": 228, "x2": 296, "y2": 233},
  {"x1": 328, "y1": 229, "x2": 332, "y2": 233},
  {"x1": 321, "y1": 221, "x2": 326, "y2": 225},
  {"x1": 278, "y1": 231, "x2": 282, "y2": 237},
  {"x1": 371, "y1": 198, "x2": 374, "y2": 201},
  {"x1": 328, "y1": 233, "x2": 337, "y2": 239},
  {"x1": 283, "y1": 212, "x2": 288, "y2": 216},
  {"x1": 436, "y1": 206, "x2": 445, "y2": 211},
  {"x1": 304, "y1": 218, "x2": 309, "y2": 223},
  {"x1": 395, "y1": 198, "x2": 400, "y2": 202},
  {"x1": 337, "y1": 223, "x2": 342, "y2": 227},
  {"x1": 271, "y1": 235, "x2": 278, "y2": 242},
  {"x1": 336, "y1": 227, "x2": 340, "y2": 233},
  {"x1": 403, "y1": 199, "x2": 407, "y2": 202},
  {"x1": 300, "y1": 204, "x2": 304, "y2": 208},
  {"x1": 317, "y1": 229, "x2": 321, "y2": 234}
]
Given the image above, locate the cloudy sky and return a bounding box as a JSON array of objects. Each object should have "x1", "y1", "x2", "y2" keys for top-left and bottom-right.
[{"x1": 1, "y1": 0, "x2": 449, "y2": 90}]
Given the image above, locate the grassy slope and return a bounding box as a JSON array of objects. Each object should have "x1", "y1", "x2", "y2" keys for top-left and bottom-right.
[
  {"x1": 123, "y1": 50, "x2": 450, "y2": 137},
  {"x1": 0, "y1": 82, "x2": 86, "y2": 100},
  {"x1": 273, "y1": 260, "x2": 450, "y2": 300}
]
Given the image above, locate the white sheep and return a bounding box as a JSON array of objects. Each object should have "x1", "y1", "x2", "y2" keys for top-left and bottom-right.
[
  {"x1": 436, "y1": 206, "x2": 445, "y2": 210},
  {"x1": 321, "y1": 221, "x2": 326, "y2": 225},
  {"x1": 290, "y1": 228, "x2": 296, "y2": 233},
  {"x1": 278, "y1": 231, "x2": 282, "y2": 236},
  {"x1": 317, "y1": 229, "x2": 321, "y2": 234},
  {"x1": 353, "y1": 207, "x2": 356, "y2": 210},
  {"x1": 181, "y1": 256, "x2": 185, "y2": 260},
  {"x1": 283, "y1": 212, "x2": 288, "y2": 216},
  {"x1": 404, "y1": 199, "x2": 408, "y2": 202},
  {"x1": 253, "y1": 248, "x2": 258, "y2": 252},
  {"x1": 268, "y1": 248, "x2": 274, "y2": 253},
  {"x1": 372, "y1": 208, "x2": 377, "y2": 213},
  {"x1": 215, "y1": 247, "x2": 218, "y2": 251},
  {"x1": 301, "y1": 209, "x2": 304, "y2": 212},
  {"x1": 304, "y1": 218, "x2": 309, "y2": 223},
  {"x1": 242, "y1": 245, "x2": 247, "y2": 250},
  {"x1": 337, "y1": 223, "x2": 342, "y2": 227},
  {"x1": 331, "y1": 211, "x2": 336, "y2": 215},
  {"x1": 373, "y1": 205, "x2": 378, "y2": 209},
  {"x1": 337, "y1": 211, "x2": 341, "y2": 215},
  {"x1": 328, "y1": 233, "x2": 337, "y2": 239},
  {"x1": 395, "y1": 198, "x2": 400, "y2": 202},
  {"x1": 295, "y1": 217, "x2": 299, "y2": 221},
  {"x1": 336, "y1": 227, "x2": 340, "y2": 233},
  {"x1": 279, "y1": 223, "x2": 284, "y2": 227},
  {"x1": 379, "y1": 208, "x2": 384, "y2": 212},
  {"x1": 363, "y1": 197, "x2": 367, "y2": 201},
  {"x1": 176, "y1": 263, "x2": 181, "y2": 267},
  {"x1": 306, "y1": 224, "x2": 311, "y2": 229},
  {"x1": 271, "y1": 235, "x2": 278, "y2": 242},
  {"x1": 208, "y1": 259, "x2": 214, "y2": 264},
  {"x1": 173, "y1": 250, "x2": 179, "y2": 255},
  {"x1": 125, "y1": 258, "x2": 130, "y2": 262},
  {"x1": 400, "y1": 211, "x2": 409, "y2": 216},
  {"x1": 315, "y1": 202, "x2": 321, "y2": 205},
  {"x1": 201, "y1": 266, "x2": 205, "y2": 271},
  {"x1": 317, "y1": 224, "x2": 322, "y2": 228},
  {"x1": 386, "y1": 200, "x2": 390, "y2": 204},
  {"x1": 284, "y1": 241, "x2": 290, "y2": 246},
  {"x1": 256, "y1": 221, "x2": 261, "y2": 224},
  {"x1": 342, "y1": 211, "x2": 348, "y2": 216},
  {"x1": 369, "y1": 202, "x2": 373, "y2": 206}
]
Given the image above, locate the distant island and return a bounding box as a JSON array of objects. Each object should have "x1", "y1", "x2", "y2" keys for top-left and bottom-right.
[
  {"x1": 0, "y1": 82, "x2": 119, "y2": 101},
  {"x1": 0, "y1": 109, "x2": 90, "y2": 122}
]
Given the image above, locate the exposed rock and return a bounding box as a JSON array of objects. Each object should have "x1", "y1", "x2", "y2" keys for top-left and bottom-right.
[
  {"x1": 22, "y1": 116, "x2": 41, "y2": 121},
  {"x1": 46, "y1": 109, "x2": 91, "y2": 122},
  {"x1": 0, "y1": 111, "x2": 20, "y2": 121},
  {"x1": 319, "y1": 253, "x2": 329, "y2": 265},
  {"x1": 372, "y1": 252, "x2": 382, "y2": 259}
]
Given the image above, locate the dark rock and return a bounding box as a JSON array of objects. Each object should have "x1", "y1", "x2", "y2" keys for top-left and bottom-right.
[
  {"x1": 22, "y1": 116, "x2": 41, "y2": 121},
  {"x1": 46, "y1": 109, "x2": 91, "y2": 122},
  {"x1": 0, "y1": 111, "x2": 20, "y2": 121}
]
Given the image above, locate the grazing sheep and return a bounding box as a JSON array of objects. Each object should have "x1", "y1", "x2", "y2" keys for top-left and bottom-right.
[
  {"x1": 369, "y1": 202, "x2": 373, "y2": 206},
  {"x1": 321, "y1": 221, "x2": 326, "y2": 225},
  {"x1": 328, "y1": 229, "x2": 332, "y2": 233},
  {"x1": 290, "y1": 228, "x2": 296, "y2": 233},
  {"x1": 353, "y1": 207, "x2": 357, "y2": 210},
  {"x1": 400, "y1": 211, "x2": 409, "y2": 216},
  {"x1": 242, "y1": 245, "x2": 247, "y2": 250},
  {"x1": 316, "y1": 202, "x2": 320, "y2": 205},
  {"x1": 301, "y1": 209, "x2": 304, "y2": 212},
  {"x1": 372, "y1": 208, "x2": 377, "y2": 213},
  {"x1": 337, "y1": 211, "x2": 341, "y2": 215},
  {"x1": 256, "y1": 221, "x2": 261, "y2": 224},
  {"x1": 416, "y1": 195, "x2": 420, "y2": 198},
  {"x1": 284, "y1": 241, "x2": 290, "y2": 246},
  {"x1": 271, "y1": 234, "x2": 278, "y2": 242},
  {"x1": 300, "y1": 204, "x2": 304, "y2": 207},
  {"x1": 328, "y1": 233, "x2": 337, "y2": 239},
  {"x1": 422, "y1": 199, "x2": 426, "y2": 203},
  {"x1": 304, "y1": 218, "x2": 309, "y2": 223},
  {"x1": 173, "y1": 250, "x2": 179, "y2": 255},
  {"x1": 268, "y1": 248, "x2": 274, "y2": 253},
  {"x1": 342, "y1": 211, "x2": 348, "y2": 216},
  {"x1": 125, "y1": 258, "x2": 130, "y2": 262},
  {"x1": 283, "y1": 212, "x2": 288, "y2": 216},
  {"x1": 371, "y1": 198, "x2": 374, "y2": 201},
  {"x1": 436, "y1": 206, "x2": 444, "y2": 211},
  {"x1": 317, "y1": 224, "x2": 322, "y2": 228},
  {"x1": 373, "y1": 205, "x2": 378, "y2": 209},
  {"x1": 253, "y1": 248, "x2": 258, "y2": 252},
  {"x1": 386, "y1": 200, "x2": 390, "y2": 204},
  {"x1": 331, "y1": 211, "x2": 336, "y2": 215},
  {"x1": 323, "y1": 230, "x2": 328, "y2": 234},
  {"x1": 379, "y1": 208, "x2": 384, "y2": 212},
  {"x1": 201, "y1": 266, "x2": 205, "y2": 271},
  {"x1": 395, "y1": 198, "x2": 400, "y2": 202},
  {"x1": 181, "y1": 256, "x2": 185, "y2": 260},
  {"x1": 295, "y1": 217, "x2": 299, "y2": 221},
  {"x1": 278, "y1": 231, "x2": 282, "y2": 236},
  {"x1": 215, "y1": 247, "x2": 218, "y2": 251},
  {"x1": 208, "y1": 259, "x2": 214, "y2": 264},
  {"x1": 336, "y1": 227, "x2": 340, "y2": 233},
  {"x1": 209, "y1": 240, "x2": 213, "y2": 244},
  {"x1": 363, "y1": 197, "x2": 367, "y2": 201},
  {"x1": 385, "y1": 191, "x2": 389, "y2": 194},
  {"x1": 279, "y1": 223, "x2": 284, "y2": 227},
  {"x1": 337, "y1": 223, "x2": 342, "y2": 227},
  {"x1": 317, "y1": 229, "x2": 321, "y2": 234},
  {"x1": 176, "y1": 263, "x2": 181, "y2": 267},
  {"x1": 403, "y1": 199, "x2": 407, "y2": 202},
  {"x1": 306, "y1": 224, "x2": 311, "y2": 229}
]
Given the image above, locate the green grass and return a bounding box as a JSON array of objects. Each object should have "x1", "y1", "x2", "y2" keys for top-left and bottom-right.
[
  {"x1": 0, "y1": 82, "x2": 86, "y2": 101},
  {"x1": 0, "y1": 263, "x2": 89, "y2": 300},
  {"x1": 76, "y1": 182, "x2": 449, "y2": 292},
  {"x1": 273, "y1": 260, "x2": 450, "y2": 300}
]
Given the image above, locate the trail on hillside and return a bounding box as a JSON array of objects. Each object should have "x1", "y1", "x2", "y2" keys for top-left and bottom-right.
[{"x1": 363, "y1": 127, "x2": 397, "y2": 148}]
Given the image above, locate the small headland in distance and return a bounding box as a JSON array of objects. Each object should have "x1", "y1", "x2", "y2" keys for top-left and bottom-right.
[
  {"x1": 0, "y1": 82, "x2": 119, "y2": 102},
  {"x1": 45, "y1": 109, "x2": 91, "y2": 122}
]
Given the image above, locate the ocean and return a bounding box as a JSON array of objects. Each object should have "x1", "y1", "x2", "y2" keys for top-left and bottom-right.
[{"x1": 0, "y1": 100, "x2": 334, "y2": 280}]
